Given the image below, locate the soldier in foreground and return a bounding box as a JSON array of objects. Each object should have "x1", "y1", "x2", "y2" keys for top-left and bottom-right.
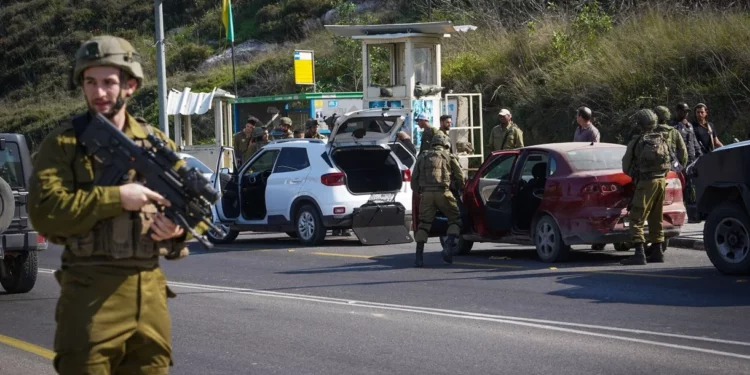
[
  {"x1": 411, "y1": 133, "x2": 464, "y2": 267},
  {"x1": 277, "y1": 117, "x2": 294, "y2": 139},
  {"x1": 621, "y1": 109, "x2": 671, "y2": 265},
  {"x1": 28, "y1": 36, "x2": 189, "y2": 374}
]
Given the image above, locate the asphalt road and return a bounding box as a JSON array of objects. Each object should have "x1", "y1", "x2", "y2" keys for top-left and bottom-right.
[{"x1": 2, "y1": 233, "x2": 749, "y2": 374}]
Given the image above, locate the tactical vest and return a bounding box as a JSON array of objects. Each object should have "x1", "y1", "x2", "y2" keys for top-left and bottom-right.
[
  {"x1": 636, "y1": 131, "x2": 671, "y2": 178},
  {"x1": 418, "y1": 149, "x2": 452, "y2": 191},
  {"x1": 65, "y1": 124, "x2": 172, "y2": 265}
]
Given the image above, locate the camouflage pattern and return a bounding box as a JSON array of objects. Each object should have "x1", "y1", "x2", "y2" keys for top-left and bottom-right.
[
  {"x1": 487, "y1": 122, "x2": 524, "y2": 151},
  {"x1": 627, "y1": 178, "x2": 667, "y2": 244},
  {"x1": 72, "y1": 36, "x2": 144, "y2": 88},
  {"x1": 28, "y1": 113, "x2": 187, "y2": 375},
  {"x1": 419, "y1": 126, "x2": 438, "y2": 153},
  {"x1": 411, "y1": 143, "x2": 464, "y2": 243}
]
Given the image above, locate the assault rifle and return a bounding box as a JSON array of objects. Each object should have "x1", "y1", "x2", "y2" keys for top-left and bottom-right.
[{"x1": 73, "y1": 113, "x2": 226, "y2": 250}]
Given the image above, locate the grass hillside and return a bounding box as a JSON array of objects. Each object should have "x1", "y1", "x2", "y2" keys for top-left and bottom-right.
[{"x1": 2, "y1": 0, "x2": 750, "y2": 150}]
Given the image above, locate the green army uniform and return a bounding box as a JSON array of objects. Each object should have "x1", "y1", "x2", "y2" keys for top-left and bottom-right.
[
  {"x1": 411, "y1": 133, "x2": 464, "y2": 267},
  {"x1": 419, "y1": 126, "x2": 438, "y2": 153},
  {"x1": 244, "y1": 127, "x2": 269, "y2": 164},
  {"x1": 487, "y1": 122, "x2": 524, "y2": 151},
  {"x1": 621, "y1": 109, "x2": 670, "y2": 265},
  {"x1": 305, "y1": 118, "x2": 327, "y2": 139},
  {"x1": 27, "y1": 35, "x2": 190, "y2": 375},
  {"x1": 233, "y1": 131, "x2": 253, "y2": 164},
  {"x1": 653, "y1": 106, "x2": 688, "y2": 169}
]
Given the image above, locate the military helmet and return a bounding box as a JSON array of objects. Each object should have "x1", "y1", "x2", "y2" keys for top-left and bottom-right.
[
  {"x1": 653, "y1": 106, "x2": 671, "y2": 124},
  {"x1": 431, "y1": 133, "x2": 450, "y2": 148},
  {"x1": 72, "y1": 35, "x2": 144, "y2": 88},
  {"x1": 305, "y1": 118, "x2": 320, "y2": 129},
  {"x1": 279, "y1": 117, "x2": 293, "y2": 126},
  {"x1": 252, "y1": 127, "x2": 266, "y2": 138},
  {"x1": 634, "y1": 109, "x2": 658, "y2": 130}
]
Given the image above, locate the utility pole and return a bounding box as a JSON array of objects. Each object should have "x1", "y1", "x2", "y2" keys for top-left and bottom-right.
[{"x1": 155, "y1": 0, "x2": 169, "y2": 137}]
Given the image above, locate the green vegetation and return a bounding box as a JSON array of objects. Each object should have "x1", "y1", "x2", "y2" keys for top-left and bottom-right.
[{"x1": 2, "y1": 0, "x2": 750, "y2": 150}]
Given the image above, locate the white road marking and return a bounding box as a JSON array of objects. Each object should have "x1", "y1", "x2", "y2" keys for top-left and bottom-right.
[{"x1": 39, "y1": 268, "x2": 750, "y2": 360}]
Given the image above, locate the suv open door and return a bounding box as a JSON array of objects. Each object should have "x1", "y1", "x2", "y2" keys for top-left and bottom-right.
[{"x1": 207, "y1": 146, "x2": 240, "y2": 244}]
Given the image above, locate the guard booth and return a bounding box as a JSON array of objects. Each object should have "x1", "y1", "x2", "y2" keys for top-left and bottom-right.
[
  {"x1": 325, "y1": 21, "x2": 484, "y2": 176},
  {"x1": 167, "y1": 87, "x2": 236, "y2": 173}
]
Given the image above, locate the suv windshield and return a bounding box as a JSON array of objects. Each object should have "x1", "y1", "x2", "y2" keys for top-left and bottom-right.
[
  {"x1": 183, "y1": 156, "x2": 213, "y2": 174},
  {"x1": 565, "y1": 147, "x2": 626, "y2": 171},
  {"x1": 334, "y1": 116, "x2": 399, "y2": 136},
  {"x1": 0, "y1": 142, "x2": 24, "y2": 188}
]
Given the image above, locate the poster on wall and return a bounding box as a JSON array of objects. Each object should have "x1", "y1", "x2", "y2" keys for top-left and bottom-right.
[{"x1": 412, "y1": 99, "x2": 434, "y2": 152}]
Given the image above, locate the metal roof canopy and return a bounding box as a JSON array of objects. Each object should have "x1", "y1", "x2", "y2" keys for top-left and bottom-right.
[
  {"x1": 233, "y1": 91, "x2": 362, "y2": 104},
  {"x1": 325, "y1": 21, "x2": 474, "y2": 38}
]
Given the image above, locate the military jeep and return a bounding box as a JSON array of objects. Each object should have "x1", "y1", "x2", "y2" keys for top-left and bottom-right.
[
  {"x1": 0, "y1": 134, "x2": 47, "y2": 294},
  {"x1": 687, "y1": 141, "x2": 750, "y2": 275}
]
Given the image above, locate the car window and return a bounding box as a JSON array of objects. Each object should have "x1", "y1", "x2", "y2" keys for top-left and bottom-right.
[
  {"x1": 273, "y1": 148, "x2": 310, "y2": 173},
  {"x1": 0, "y1": 142, "x2": 24, "y2": 188},
  {"x1": 183, "y1": 156, "x2": 213, "y2": 174},
  {"x1": 518, "y1": 153, "x2": 549, "y2": 183},
  {"x1": 482, "y1": 154, "x2": 515, "y2": 180},
  {"x1": 244, "y1": 150, "x2": 280, "y2": 176},
  {"x1": 565, "y1": 147, "x2": 626, "y2": 171},
  {"x1": 389, "y1": 142, "x2": 416, "y2": 168},
  {"x1": 335, "y1": 116, "x2": 400, "y2": 136},
  {"x1": 549, "y1": 156, "x2": 557, "y2": 176}
]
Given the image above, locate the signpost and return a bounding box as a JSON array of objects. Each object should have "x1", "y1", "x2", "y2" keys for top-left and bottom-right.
[{"x1": 294, "y1": 50, "x2": 316, "y2": 92}]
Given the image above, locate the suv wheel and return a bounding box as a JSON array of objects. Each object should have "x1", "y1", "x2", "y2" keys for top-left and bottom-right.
[
  {"x1": 1, "y1": 251, "x2": 38, "y2": 294},
  {"x1": 704, "y1": 202, "x2": 750, "y2": 275},
  {"x1": 296, "y1": 205, "x2": 326, "y2": 246},
  {"x1": 535, "y1": 215, "x2": 570, "y2": 262},
  {"x1": 206, "y1": 223, "x2": 239, "y2": 245}
]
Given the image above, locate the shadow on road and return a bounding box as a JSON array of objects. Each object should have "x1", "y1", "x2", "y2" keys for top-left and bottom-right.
[{"x1": 273, "y1": 248, "x2": 750, "y2": 308}]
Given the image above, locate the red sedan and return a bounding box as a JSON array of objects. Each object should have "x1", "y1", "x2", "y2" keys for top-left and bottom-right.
[{"x1": 414, "y1": 142, "x2": 687, "y2": 262}]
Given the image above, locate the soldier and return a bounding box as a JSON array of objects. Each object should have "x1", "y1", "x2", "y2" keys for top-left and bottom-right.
[
  {"x1": 277, "y1": 117, "x2": 294, "y2": 139},
  {"x1": 28, "y1": 35, "x2": 189, "y2": 374},
  {"x1": 294, "y1": 129, "x2": 304, "y2": 138},
  {"x1": 487, "y1": 108, "x2": 524, "y2": 152},
  {"x1": 305, "y1": 118, "x2": 327, "y2": 139},
  {"x1": 410, "y1": 133, "x2": 464, "y2": 267},
  {"x1": 653, "y1": 106, "x2": 688, "y2": 170},
  {"x1": 416, "y1": 113, "x2": 438, "y2": 153},
  {"x1": 233, "y1": 117, "x2": 257, "y2": 165},
  {"x1": 621, "y1": 109, "x2": 671, "y2": 265},
  {"x1": 245, "y1": 127, "x2": 269, "y2": 163},
  {"x1": 438, "y1": 114, "x2": 452, "y2": 135}
]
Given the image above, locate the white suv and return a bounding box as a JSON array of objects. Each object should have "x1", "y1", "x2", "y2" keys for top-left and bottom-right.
[{"x1": 207, "y1": 108, "x2": 416, "y2": 246}]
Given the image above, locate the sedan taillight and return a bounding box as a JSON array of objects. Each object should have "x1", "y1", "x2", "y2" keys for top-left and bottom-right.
[
  {"x1": 402, "y1": 169, "x2": 411, "y2": 182},
  {"x1": 664, "y1": 177, "x2": 683, "y2": 205},
  {"x1": 321, "y1": 172, "x2": 346, "y2": 186}
]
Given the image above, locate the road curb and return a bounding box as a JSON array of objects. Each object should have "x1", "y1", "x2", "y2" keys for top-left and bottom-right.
[{"x1": 669, "y1": 237, "x2": 705, "y2": 251}]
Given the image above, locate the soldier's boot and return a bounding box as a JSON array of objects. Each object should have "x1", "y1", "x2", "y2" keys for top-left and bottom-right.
[
  {"x1": 646, "y1": 243, "x2": 664, "y2": 263},
  {"x1": 621, "y1": 243, "x2": 647, "y2": 265},
  {"x1": 442, "y1": 235, "x2": 455, "y2": 264},
  {"x1": 414, "y1": 242, "x2": 424, "y2": 268}
]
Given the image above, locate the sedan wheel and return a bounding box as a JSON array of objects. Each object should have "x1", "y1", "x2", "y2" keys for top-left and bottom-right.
[{"x1": 535, "y1": 216, "x2": 570, "y2": 263}]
